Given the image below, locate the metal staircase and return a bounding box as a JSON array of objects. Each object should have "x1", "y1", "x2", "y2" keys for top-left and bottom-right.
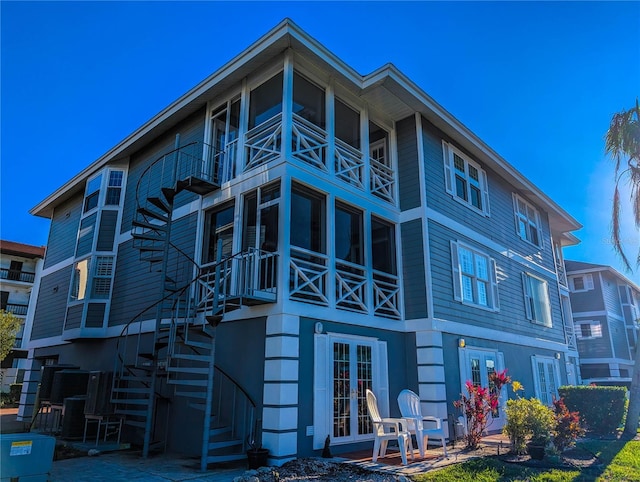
[{"x1": 111, "y1": 135, "x2": 274, "y2": 470}]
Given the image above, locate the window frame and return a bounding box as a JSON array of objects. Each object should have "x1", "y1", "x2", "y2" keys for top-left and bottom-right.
[
  {"x1": 522, "y1": 272, "x2": 553, "y2": 327},
  {"x1": 450, "y1": 241, "x2": 499, "y2": 311},
  {"x1": 570, "y1": 274, "x2": 594, "y2": 292},
  {"x1": 513, "y1": 194, "x2": 543, "y2": 247},
  {"x1": 442, "y1": 141, "x2": 490, "y2": 216},
  {"x1": 575, "y1": 320, "x2": 603, "y2": 340}
]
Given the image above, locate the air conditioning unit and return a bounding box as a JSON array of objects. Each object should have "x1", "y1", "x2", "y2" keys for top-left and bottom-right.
[{"x1": 84, "y1": 371, "x2": 113, "y2": 416}]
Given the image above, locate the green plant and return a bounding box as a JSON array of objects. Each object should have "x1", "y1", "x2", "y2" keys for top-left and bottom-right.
[
  {"x1": 504, "y1": 397, "x2": 530, "y2": 454},
  {"x1": 0, "y1": 310, "x2": 21, "y2": 362},
  {"x1": 528, "y1": 398, "x2": 556, "y2": 446},
  {"x1": 553, "y1": 397, "x2": 585, "y2": 452},
  {"x1": 558, "y1": 385, "x2": 626, "y2": 434}
]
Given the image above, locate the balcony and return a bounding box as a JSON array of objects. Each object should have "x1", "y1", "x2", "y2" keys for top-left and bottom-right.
[
  {"x1": 2, "y1": 303, "x2": 29, "y2": 316},
  {"x1": 0, "y1": 268, "x2": 36, "y2": 284}
]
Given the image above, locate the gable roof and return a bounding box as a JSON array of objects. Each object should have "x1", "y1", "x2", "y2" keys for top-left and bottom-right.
[
  {"x1": 30, "y1": 18, "x2": 581, "y2": 237},
  {"x1": 565, "y1": 259, "x2": 640, "y2": 291}
]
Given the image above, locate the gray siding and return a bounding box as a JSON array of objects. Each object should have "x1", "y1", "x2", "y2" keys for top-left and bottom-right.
[
  {"x1": 64, "y1": 305, "x2": 83, "y2": 330},
  {"x1": 401, "y1": 219, "x2": 427, "y2": 319},
  {"x1": 44, "y1": 196, "x2": 82, "y2": 269},
  {"x1": 610, "y1": 317, "x2": 631, "y2": 360},
  {"x1": 86, "y1": 303, "x2": 106, "y2": 328},
  {"x1": 109, "y1": 212, "x2": 198, "y2": 327},
  {"x1": 31, "y1": 266, "x2": 73, "y2": 339},
  {"x1": 121, "y1": 109, "x2": 206, "y2": 234},
  {"x1": 396, "y1": 116, "x2": 421, "y2": 211},
  {"x1": 429, "y1": 219, "x2": 565, "y2": 343},
  {"x1": 575, "y1": 314, "x2": 611, "y2": 358},
  {"x1": 76, "y1": 213, "x2": 97, "y2": 257},
  {"x1": 568, "y1": 274, "x2": 605, "y2": 313},
  {"x1": 96, "y1": 210, "x2": 118, "y2": 251},
  {"x1": 420, "y1": 118, "x2": 556, "y2": 272}
]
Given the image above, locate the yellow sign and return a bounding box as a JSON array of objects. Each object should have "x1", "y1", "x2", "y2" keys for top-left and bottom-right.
[{"x1": 10, "y1": 440, "x2": 33, "y2": 456}]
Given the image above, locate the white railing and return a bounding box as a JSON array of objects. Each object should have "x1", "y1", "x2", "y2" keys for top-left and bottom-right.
[
  {"x1": 289, "y1": 247, "x2": 329, "y2": 306},
  {"x1": 372, "y1": 270, "x2": 401, "y2": 319},
  {"x1": 244, "y1": 114, "x2": 283, "y2": 171},
  {"x1": 335, "y1": 261, "x2": 367, "y2": 314},
  {"x1": 335, "y1": 138, "x2": 364, "y2": 189},
  {"x1": 292, "y1": 114, "x2": 327, "y2": 170},
  {"x1": 370, "y1": 157, "x2": 395, "y2": 203},
  {"x1": 215, "y1": 139, "x2": 238, "y2": 184}
]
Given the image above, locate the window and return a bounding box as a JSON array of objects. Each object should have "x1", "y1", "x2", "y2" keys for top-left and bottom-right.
[
  {"x1": 513, "y1": 194, "x2": 542, "y2": 246},
  {"x1": 575, "y1": 321, "x2": 603, "y2": 339},
  {"x1": 203, "y1": 202, "x2": 235, "y2": 264},
  {"x1": 442, "y1": 141, "x2": 489, "y2": 215},
  {"x1": 371, "y1": 217, "x2": 396, "y2": 275},
  {"x1": 293, "y1": 72, "x2": 325, "y2": 128},
  {"x1": 335, "y1": 99, "x2": 360, "y2": 149},
  {"x1": 570, "y1": 274, "x2": 594, "y2": 292},
  {"x1": 84, "y1": 174, "x2": 102, "y2": 213},
  {"x1": 249, "y1": 72, "x2": 283, "y2": 129},
  {"x1": 105, "y1": 171, "x2": 124, "y2": 205},
  {"x1": 70, "y1": 255, "x2": 114, "y2": 301},
  {"x1": 291, "y1": 184, "x2": 325, "y2": 254},
  {"x1": 523, "y1": 273, "x2": 552, "y2": 327},
  {"x1": 451, "y1": 241, "x2": 499, "y2": 310},
  {"x1": 83, "y1": 169, "x2": 125, "y2": 213},
  {"x1": 242, "y1": 183, "x2": 280, "y2": 253},
  {"x1": 335, "y1": 203, "x2": 364, "y2": 266},
  {"x1": 92, "y1": 256, "x2": 114, "y2": 298}
]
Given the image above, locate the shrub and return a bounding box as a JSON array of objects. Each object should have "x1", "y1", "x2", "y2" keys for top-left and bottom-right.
[
  {"x1": 553, "y1": 397, "x2": 585, "y2": 451},
  {"x1": 559, "y1": 385, "x2": 626, "y2": 434},
  {"x1": 504, "y1": 398, "x2": 530, "y2": 454},
  {"x1": 527, "y1": 398, "x2": 556, "y2": 446}
]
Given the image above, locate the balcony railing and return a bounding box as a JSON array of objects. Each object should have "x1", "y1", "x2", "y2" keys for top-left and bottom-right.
[
  {"x1": 0, "y1": 268, "x2": 36, "y2": 284},
  {"x1": 289, "y1": 247, "x2": 329, "y2": 306},
  {"x1": 370, "y1": 157, "x2": 395, "y2": 203},
  {"x1": 292, "y1": 114, "x2": 327, "y2": 171},
  {"x1": 2, "y1": 303, "x2": 29, "y2": 316},
  {"x1": 372, "y1": 270, "x2": 401, "y2": 319},
  {"x1": 335, "y1": 261, "x2": 367, "y2": 314},
  {"x1": 335, "y1": 139, "x2": 364, "y2": 189}
]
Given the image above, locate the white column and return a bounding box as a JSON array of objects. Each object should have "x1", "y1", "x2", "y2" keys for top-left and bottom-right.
[
  {"x1": 415, "y1": 330, "x2": 450, "y2": 439},
  {"x1": 262, "y1": 313, "x2": 300, "y2": 465},
  {"x1": 17, "y1": 353, "x2": 42, "y2": 422}
]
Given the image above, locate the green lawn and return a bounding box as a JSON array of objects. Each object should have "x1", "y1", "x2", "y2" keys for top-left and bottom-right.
[{"x1": 413, "y1": 440, "x2": 639, "y2": 482}]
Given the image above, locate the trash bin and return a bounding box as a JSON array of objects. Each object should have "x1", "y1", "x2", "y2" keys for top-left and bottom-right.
[{"x1": 0, "y1": 433, "x2": 56, "y2": 482}]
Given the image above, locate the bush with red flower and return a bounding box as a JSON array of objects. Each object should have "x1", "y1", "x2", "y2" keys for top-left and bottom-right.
[{"x1": 453, "y1": 369, "x2": 511, "y2": 449}]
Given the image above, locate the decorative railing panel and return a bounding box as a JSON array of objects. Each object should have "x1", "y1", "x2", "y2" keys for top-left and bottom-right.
[
  {"x1": 4, "y1": 303, "x2": 29, "y2": 316},
  {"x1": 0, "y1": 268, "x2": 36, "y2": 283},
  {"x1": 291, "y1": 114, "x2": 327, "y2": 170},
  {"x1": 335, "y1": 139, "x2": 364, "y2": 189},
  {"x1": 245, "y1": 114, "x2": 282, "y2": 171},
  {"x1": 372, "y1": 270, "x2": 401, "y2": 319},
  {"x1": 335, "y1": 261, "x2": 367, "y2": 314},
  {"x1": 370, "y1": 157, "x2": 395, "y2": 203},
  {"x1": 289, "y1": 247, "x2": 329, "y2": 306}
]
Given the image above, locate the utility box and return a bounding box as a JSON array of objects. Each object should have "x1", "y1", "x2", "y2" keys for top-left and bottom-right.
[{"x1": 0, "y1": 433, "x2": 55, "y2": 481}]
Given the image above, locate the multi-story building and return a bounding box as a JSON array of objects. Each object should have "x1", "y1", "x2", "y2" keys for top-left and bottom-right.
[
  {"x1": 0, "y1": 240, "x2": 45, "y2": 391},
  {"x1": 20, "y1": 19, "x2": 581, "y2": 467},
  {"x1": 565, "y1": 260, "x2": 639, "y2": 387}
]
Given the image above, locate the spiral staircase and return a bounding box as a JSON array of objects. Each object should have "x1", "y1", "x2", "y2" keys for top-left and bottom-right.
[{"x1": 110, "y1": 136, "x2": 276, "y2": 470}]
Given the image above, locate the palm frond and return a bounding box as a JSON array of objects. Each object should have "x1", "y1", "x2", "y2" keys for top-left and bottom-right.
[{"x1": 611, "y1": 185, "x2": 633, "y2": 271}]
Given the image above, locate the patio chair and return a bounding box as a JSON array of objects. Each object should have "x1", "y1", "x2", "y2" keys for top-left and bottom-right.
[
  {"x1": 365, "y1": 389, "x2": 414, "y2": 465},
  {"x1": 397, "y1": 389, "x2": 448, "y2": 458}
]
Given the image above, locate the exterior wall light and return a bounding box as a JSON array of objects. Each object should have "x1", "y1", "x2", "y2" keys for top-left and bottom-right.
[
  {"x1": 555, "y1": 352, "x2": 561, "y2": 360},
  {"x1": 458, "y1": 338, "x2": 465, "y2": 348}
]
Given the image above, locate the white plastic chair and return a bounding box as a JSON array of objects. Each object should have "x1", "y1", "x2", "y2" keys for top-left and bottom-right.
[
  {"x1": 397, "y1": 389, "x2": 448, "y2": 458},
  {"x1": 365, "y1": 389, "x2": 414, "y2": 465}
]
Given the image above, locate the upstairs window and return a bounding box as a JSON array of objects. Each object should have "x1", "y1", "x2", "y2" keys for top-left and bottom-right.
[
  {"x1": 451, "y1": 241, "x2": 499, "y2": 310},
  {"x1": 371, "y1": 217, "x2": 396, "y2": 275},
  {"x1": 570, "y1": 274, "x2": 594, "y2": 292},
  {"x1": 442, "y1": 141, "x2": 489, "y2": 216},
  {"x1": 575, "y1": 321, "x2": 603, "y2": 340},
  {"x1": 513, "y1": 194, "x2": 542, "y2": 247},
  {"x1": 203, "y1": 202, "x2": 235, "y2": 264},
  {"x1": 335, "y1": 99, "x2": 360, "y2": 149},
  {"x1": 83, "y1": 169, "x2": 125, "y2": 213},
  {"x1": 293, "y1": 72, "x2": 325, "y2": 129},
  {"x1": 523, "y1": 273, "x2": 552, "y2": 327},
  {"x1": 249, "y1": 72, "x2": 283, "y2": 129},
  {"x1": 105, "y1": 171, "x2": 124, "y2": 205},
  {"x1": 291, "y1": 183, "x2": 326, "y2": 254},
  {"x1": 335, "y1": 202, "x2": 364, "y2": 266},
  {"x1": 70, "y1": 255, "x2": 114, "y2": 301},
  {"x1": 84, "y1": 174, "x2": 103, "y2": 213}
]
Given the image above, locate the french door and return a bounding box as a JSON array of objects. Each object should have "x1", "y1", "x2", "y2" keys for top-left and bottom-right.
[{"x1": 460, "y1": 347, "x2": 506, "y2": 428}]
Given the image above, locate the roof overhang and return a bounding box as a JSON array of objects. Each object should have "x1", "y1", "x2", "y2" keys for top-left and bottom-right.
[{"x1": 30, "y1": 18, "x2": 582, "y2": 238}]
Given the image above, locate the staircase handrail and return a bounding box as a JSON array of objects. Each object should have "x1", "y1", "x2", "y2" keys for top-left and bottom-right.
[{"x1": 214, "y1": 364, "x2": 257, "y2": 409}]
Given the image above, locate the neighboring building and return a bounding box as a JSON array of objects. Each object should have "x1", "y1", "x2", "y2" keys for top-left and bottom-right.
[
  {"x1": 0, "y1": 240, "x2": 46, "y2": 391},
  {"x1": 20, "y1": 19, "x2": 581, "y2": 467},
  {"x1": 565, "y1": 260, "x2": 639, "y2": 387}
]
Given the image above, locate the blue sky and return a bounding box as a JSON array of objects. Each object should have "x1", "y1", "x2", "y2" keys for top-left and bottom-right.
[{"x1": 2, "y1": 1, "x2": 639, "y2": 283}]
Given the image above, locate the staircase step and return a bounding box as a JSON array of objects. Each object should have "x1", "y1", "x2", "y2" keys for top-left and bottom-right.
[
  {"x1": 117, "y1": 375, "x2": 152, "y2": 383},
  {"x1": 137, "y1": 207, "x2": 169, "y2": 223},
  {"x1": 123, "y1": 419, "x2": 147, "y2": 429},
  {"x1": 112, "y1": 387, "x2": 152, "y2": 394},
  {"x1": 182, "y1": 340, "x2": 212, "y2": 350},
  {"x1": 147, "y1": 196, "x2": 171, "y2": 214},
  {"x1": 205, "y1": 454, "x2": 247, "y2": 464},
  {"x1": 175, "y1": 391, "x2": 206, "y2": 399},
  {"x1": 113, "y1": 398, "x2": 150, "y2": 406},
  {"x1": 137, "y1": 352, "x2": 155, "y2": 360},
  {"x1": 167, "y1": 379, "x2": 208, "y2": 387},
  {"x1": 209, "y1": 427, "x2": 232, "y2": 437},
  {"x1": 188, "y1": 402, "x2": 206, "y2": 411},
  {"x1": 132, "y1": 219, "x2": 168, "y2": 232},
  {"x1": 115, "y1": 409, "x2": 148, "y2": 417},
  {"x1": 132, "y1": 232, "x2": 165, "y2": 242},
  {"x1": 208, "y1": 439, "x2": 243, "y2": 450},
  {"x1": 166, "y1": 366, "x2": 210, "y2": 375},
  {"x1": 171, "y1": 353, "x2": 211, "y2": 363},
  {"x1": 161, "y1": 187, "x2": 176, "y2": 204}
]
